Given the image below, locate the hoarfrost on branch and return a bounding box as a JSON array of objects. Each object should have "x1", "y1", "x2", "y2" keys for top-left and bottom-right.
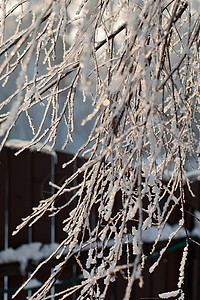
[{"x1": 0, "y1": 0, "x2": 200, "y2": 299}]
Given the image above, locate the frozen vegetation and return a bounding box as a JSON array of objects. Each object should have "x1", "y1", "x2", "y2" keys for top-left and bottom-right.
[{"x1": 0, "y1": 0, "x2": 200, "y2": 299}]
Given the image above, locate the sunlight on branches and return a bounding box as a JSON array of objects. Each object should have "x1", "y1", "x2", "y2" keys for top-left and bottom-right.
[{"x1": 0, "y1": 0, "x2": 200, "y2": 299}]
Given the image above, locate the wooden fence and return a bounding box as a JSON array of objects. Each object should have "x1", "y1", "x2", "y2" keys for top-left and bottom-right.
[{"x1": 0, "y1": 146, "x2": 200, "y2": 299}]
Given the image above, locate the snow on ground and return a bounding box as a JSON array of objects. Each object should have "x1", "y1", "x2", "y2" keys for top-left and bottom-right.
[{"x1": 0, "y1": 213, "x2": 200, "y2": 274}]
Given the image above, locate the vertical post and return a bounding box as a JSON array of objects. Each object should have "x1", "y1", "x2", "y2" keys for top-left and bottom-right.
[
  {"x1": 72, "y1": 158, "x2": 78, "y2": 300},
  {"x1": 51, "y1": 154, "x2": 55, "y2": 299}
]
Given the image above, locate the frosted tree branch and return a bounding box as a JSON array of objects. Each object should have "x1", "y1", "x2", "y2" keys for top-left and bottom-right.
[{"x1": 0, "y1": 0, "x2": 199, "y2": 299}]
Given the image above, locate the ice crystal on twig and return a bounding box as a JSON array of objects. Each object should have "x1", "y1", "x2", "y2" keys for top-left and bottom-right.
[{"x1": 0, "y1": 1, "x2": 199, "y2": 299}]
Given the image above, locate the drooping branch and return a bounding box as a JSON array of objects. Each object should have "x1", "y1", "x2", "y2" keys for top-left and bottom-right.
[{"x1": 0, "y1": 1, "x2": 199, "y2": 299}]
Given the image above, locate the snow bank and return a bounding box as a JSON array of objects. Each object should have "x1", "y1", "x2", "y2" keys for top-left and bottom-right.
[
  {"x1": 5, "y1": 139, "x2": 57, "y2": 162},
  {"x1": 24, "y1": 278, "x2": 42, "y2": 290},
  {"x1": 0, "y1": 242, "x2": 59, "y2": 274},
  {"x1": 0, "y1": 213, "x2": 200, "y2": 275},
  {"x1": 142, "y1": 223, "x2": 186, "y2": 243}
]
